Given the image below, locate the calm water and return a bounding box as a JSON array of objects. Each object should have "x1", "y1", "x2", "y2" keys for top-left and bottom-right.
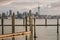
[{"x1": 0, "y1": 19, "x2": 60, "y2": 40}]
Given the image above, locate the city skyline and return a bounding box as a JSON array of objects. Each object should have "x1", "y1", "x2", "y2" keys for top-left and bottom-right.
[{"x1": 0, "y1": 0, "x2": 60, "y2": 15}]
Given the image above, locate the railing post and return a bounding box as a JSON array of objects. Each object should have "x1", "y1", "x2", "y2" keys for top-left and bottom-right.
[
  {"x1": 57, "y1": 18, "x2": 59, "y2": 40},
  {"x1": 29, "y1": 10, "x2": 33, "y2": 40},
  {"x1": 34, "y1": 17, "x2": 37, "y2": 40},
  {"x1": 12, "y1": 13, "x2": 15, "y2": 40},
  {"x1": 1, "y1": 14, "x2": 4, "y2": 40}
]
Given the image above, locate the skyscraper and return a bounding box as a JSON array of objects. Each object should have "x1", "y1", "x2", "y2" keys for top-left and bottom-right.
[{"x1": 9, "y1": 10, "x2": 12, "y2": 17}]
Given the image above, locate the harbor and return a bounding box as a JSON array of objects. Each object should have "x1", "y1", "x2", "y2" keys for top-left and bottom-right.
[
  {"x1": 0, "y1": 0, "x2": 60, "y2": 40},
  {"x1": 0, "y1": 10, "x2": 60, "y2": 40}
]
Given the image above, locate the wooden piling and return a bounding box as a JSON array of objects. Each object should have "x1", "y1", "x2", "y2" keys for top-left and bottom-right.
[
  {"x1": 34, "y1": 17, "x2": 37, "y2": 40},
  {"x1": 12, "y1": 13, "x2": 15, "y2": 40},
  {"x1": 45, "y1": 18, "x2": 47, "y2": 26},
  {"x1": 1, "y1": 14, "x2": 4, "y2": 40},
  {"x1": 23, "y1": 18, "x2": 25, "y2": 25},
  {"x1": 29, "y1": 10, "x2": 33, "y2": 40},
  {"x1": 23, "y1": 13, "x2": 28, "y2": 40},
  {"x1": 25, "y1": 16, "x2": 28, "y2": 40},
  {"x1": 57, "y1": 19, "x2": 59, "y2": 40},
  {"x1": 57, "y1": 19, "x2": 59, "y2": 33}
]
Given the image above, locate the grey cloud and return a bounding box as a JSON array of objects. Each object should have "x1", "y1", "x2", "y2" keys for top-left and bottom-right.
[
  {"x1": 0, "y1": 0, "x2": 9, "y2": 2},
  {"x1": 0, "y1": 0, "x2": 13, "y2": 6},
  {"x1": 0, "y1": 0, "x2": 13, "y2": 2},
  {"x1": 9, "y1": 2, "x2": 41, "y2": 6},
  {"x1": 51, "y1": 2, "x2": 60, "y2": 8},
  {"x1": 12, "y1": 2, "x2": 39, "y2": 4}
]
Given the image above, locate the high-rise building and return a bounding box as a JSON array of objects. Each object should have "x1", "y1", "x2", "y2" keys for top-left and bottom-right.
[
  {"x1": 9, "y1": 10, "x2": 12, "y2": 17},
  {"x1": 2, "y1": 12, "x2": 8, "y2": 19}
]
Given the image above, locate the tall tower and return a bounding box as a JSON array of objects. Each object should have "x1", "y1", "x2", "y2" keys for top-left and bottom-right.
[{"x1": 38, "y1": 1, "x2": 40, "y2": 14}]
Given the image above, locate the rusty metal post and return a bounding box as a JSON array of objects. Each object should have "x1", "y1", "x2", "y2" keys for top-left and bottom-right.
[
  {"x1": 29, "y1": 10, "x2": 33, "y2": 40},
  {"x1": 12, "y1": 13, "x2": 15, "y2": 40},
  {"x1": 34, "y1": 17, "x2": 37, "y2": 40},
  {"x1": 57, "y1": 18, "x2": 59, "y2": 40},
  {"x1": 1, "y1": 14, "x2": 4, "y2": 40}
]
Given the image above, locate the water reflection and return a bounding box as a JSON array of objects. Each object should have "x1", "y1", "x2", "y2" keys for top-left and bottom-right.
[{"x1": 0, "y1": 19, "x2": 60, "y2": 40}]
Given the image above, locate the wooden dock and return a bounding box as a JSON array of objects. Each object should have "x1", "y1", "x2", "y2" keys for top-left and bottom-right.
[
  {"x1": 0, "y1": 10, "x2": 60, "y2": 40},
  {"x1": 0, "y1": 31, "x2": 31, "y2": 39}
]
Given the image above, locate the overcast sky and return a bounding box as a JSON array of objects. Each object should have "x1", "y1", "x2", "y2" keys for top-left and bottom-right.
[
  {"x1": 0, "y1": 0, "x2": 59, "y2": 8},
  {"x1": 0, "y1": 0, "x2": 60, "y2": 14}
]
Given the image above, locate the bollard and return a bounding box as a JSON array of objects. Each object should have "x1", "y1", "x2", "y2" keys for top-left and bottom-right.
[{"x1": 12, "y1": 13, "x2": 15, "y2": 40}]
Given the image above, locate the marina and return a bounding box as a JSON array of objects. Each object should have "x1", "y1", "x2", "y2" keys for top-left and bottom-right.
[
  {"x1": 0, "y1": 12, "x2": 60, "y2": 40},
  {"x1": 0, "y1": 0, "x2": 60, "y2": 40}
]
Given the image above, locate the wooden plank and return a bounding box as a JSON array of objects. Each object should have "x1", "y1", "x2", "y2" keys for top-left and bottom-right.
[
  {"x1": 0, "y1": 31, "x2": 31, "y2": 39},
  {"x1": 0, "y1": 24, "x2": 60, "y2": 26}
]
